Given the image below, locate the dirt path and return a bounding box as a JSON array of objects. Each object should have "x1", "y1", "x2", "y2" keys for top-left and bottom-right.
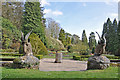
[{"x1": 39, "y1": 58, "x2": 87, "y2": 71}]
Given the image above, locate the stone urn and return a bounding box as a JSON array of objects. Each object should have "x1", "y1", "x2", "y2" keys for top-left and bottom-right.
[{"x1": 55, "y1": 53, "x2": 62, "y2": 63}]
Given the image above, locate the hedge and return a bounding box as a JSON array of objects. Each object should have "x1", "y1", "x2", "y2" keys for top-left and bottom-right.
[
  {"x1": 0, "y1": 53, "x2": 43, "y2": 60},
  {"x1": 73, "y1": 55, "x2": 120, "y2": 61},
  {"x1": 0, "y1": 49, "x2": 16, "y2": 52}
]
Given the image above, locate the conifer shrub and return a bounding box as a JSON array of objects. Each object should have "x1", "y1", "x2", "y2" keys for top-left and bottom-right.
[{"x1": 29, "y1": 33, "x2": 48, "y2": 55}]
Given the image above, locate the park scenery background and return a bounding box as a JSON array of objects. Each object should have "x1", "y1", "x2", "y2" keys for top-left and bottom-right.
[{"x1": 0, "y1": 0, "x2": 120, "y2": 79}]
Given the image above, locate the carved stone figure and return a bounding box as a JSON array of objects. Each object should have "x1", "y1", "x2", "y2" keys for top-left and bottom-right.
[
  {"x1": 13, "y1": 30, "x2": 40, "y2": 69},
  {"x1": 20, "y1": 30, "x2": 33, "y2": 56},
  {"x1": 87, "y1": 32, "x2": 110, "y2": 70},
  {"x1": 94, "y1": 32, "x2": 106, "y2": 56}
]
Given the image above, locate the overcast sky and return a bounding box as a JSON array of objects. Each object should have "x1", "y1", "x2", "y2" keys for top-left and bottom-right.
[{"x1": 41, "y1": 0, "x2": 118, "y2": 41}]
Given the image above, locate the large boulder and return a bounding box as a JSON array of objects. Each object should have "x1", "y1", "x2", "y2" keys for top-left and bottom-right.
[
  {"x1": 13, "y1": 55, "x2": 40, "y2": 69},
  {"x1": 87, "y1": 55, "x2": 110, "y2": 70}
]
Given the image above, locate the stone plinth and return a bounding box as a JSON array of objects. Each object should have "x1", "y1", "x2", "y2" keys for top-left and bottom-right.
[{"x1": 55, "y1": 53, "x2": 62, "y2": 63}]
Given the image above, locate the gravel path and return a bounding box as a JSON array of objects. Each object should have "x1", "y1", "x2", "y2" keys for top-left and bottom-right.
[{"x1": 39, "y1": 58, "x2": 87, "y2": 71}]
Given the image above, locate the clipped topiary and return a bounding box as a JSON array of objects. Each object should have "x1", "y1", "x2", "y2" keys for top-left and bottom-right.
[
  {"x1": 46, "y1": 36, "x2": 65, "y2": 51},
  {"x1": 29, "y1": 33, "x2": 48, "y2": 55}
]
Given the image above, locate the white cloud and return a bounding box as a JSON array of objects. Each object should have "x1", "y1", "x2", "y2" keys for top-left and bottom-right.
[
  {"x1": 40, "y1": 0, "x2": 50, "y2": 6},
  {"x1": 52, "y1": 11, "x2": 63, "y2": 16},
  {"x1": 44, "y1": 9, "x2": 63, "y2": 17},
  {"x1": 83, "y1": 3, "x2": 87, "y2": 7},
  {"x1": 44, "y1": 9, "x2": 52, "y2": 13}
]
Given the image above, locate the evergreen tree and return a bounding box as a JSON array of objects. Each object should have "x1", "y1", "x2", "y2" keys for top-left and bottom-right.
[
  {"x1": 117, "y1": 21, "x2": 120, "y2": 55},
  {"x1": 65, "y1": 35, "x2": 71, "y2": 47},
  {"x1": 59, "y1": 29, "x2": 66, "y2": 47},
  {"x1": 22, "y1": 2, "x2": 47, "y2": 46},
  {"x1": 113, "y1": 19, "x2": 118, "y2": 53},
  {"x1": 2, "y1": 2, "x2": 24, "y2": 29},
  {"x1": 89, "y1": 32, "x2": 96, "y2": 50},
  {"x1": 82, "y1": 30, "x2": 88, "y2": 45},
  {"x1": 102, "y1": 18, "x2": 118, "y2": 54}
]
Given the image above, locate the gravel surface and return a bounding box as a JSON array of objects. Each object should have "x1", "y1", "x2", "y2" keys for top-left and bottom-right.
[{"x1": 39, "y1": 58, "x2": 87, "y2": 71}]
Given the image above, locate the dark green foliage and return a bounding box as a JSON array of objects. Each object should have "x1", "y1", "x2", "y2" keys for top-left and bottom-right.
[
  {"x1": 29, "y1": 33, "x2": 48, "y2": 55},
  {"x1": 65, "y1": 35, "x2": 71, "y2": 47},
  {"x1": 91, "y1": 47, "x2": 95, "y2": 53},
  {"x1": 102, "y1": 18, "x2": 118, "y2": 55},
  {"x1": 89, "y1": 32, "x2": 96, "y2": 50},
  {"x1": 82, "y1": 30, "x2": 88, "y2": 45},
  {"x1": 59, "y1": 29, "x2": 66, "y2": 47},
  {"x1": 115, "y1": 21, "x2": 120, "y2": 56},
  {"x1": 2, "y1": 2, "x2": 24, "y2": 29},
  {"x1": 67, "y1": 45, "x2": 73, "y2": 53},
  {"x1": 22, "y1": 2, "x2": 47, "y2": 46},
  {"x1": 1, "y1": 17, "x2": 21, "y2": 49}
]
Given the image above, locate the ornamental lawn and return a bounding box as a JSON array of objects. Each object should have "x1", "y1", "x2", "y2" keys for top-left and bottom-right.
[{"x1": 1, "y1": 67, "x2": 119, "y2": 78}]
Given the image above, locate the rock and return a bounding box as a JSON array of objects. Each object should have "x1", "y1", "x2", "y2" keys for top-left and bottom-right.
[
  {"x1": 87, "y1": 55, "x2": 110, "y2": 70},
  {"x1": 13, "y1": 55, "x2": 40, "y2": 69},
  {"x1": 55, "y1": 53, "x2": 62, "y2": 63}
]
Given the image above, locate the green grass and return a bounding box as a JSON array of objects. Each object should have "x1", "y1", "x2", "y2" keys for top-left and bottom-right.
[{"x1": 1, "y1": 67, "x2": 119, "y2": 78}]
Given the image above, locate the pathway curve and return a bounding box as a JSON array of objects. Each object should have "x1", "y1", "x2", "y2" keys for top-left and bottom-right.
[{"x1": 39, "y1": 58, "x2": 87, "y2": 71}]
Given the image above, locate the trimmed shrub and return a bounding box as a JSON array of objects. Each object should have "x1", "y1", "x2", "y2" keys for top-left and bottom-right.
[
  {"x1": 29, "y1": 33, "x2": 48, "y2": 55},
  {"x1": 46, "y1": 36, "x2": 65, "y2": 51},
  {"x1": 0, "y1": 49, "x2": 16, "y2": 52},
  {"x1": 35, "y1": 55, "x2": 43, "y2": 60},
  {"x1": 0, "y1": 53, "x2": 23, "y2": 56}
]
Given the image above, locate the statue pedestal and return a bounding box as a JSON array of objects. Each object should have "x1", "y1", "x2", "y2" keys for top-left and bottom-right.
[
  {"x1": 87, "y1": 55, "x2": 110, "y2": 70},
  {"x1": 55, "y1": 53, "x2": 62, "y2": 63}
]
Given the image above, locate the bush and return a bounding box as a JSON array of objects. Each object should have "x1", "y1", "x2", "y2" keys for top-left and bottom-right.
[
  {"x1": 29, "y1": 33, "x2": 48, "y2": 55},
  {"x1": 35, "y1": 55, "x2": 43, "y2": 60},
  {"x1": 46, "y1": 36, "x2": 65, "y2": 51}
]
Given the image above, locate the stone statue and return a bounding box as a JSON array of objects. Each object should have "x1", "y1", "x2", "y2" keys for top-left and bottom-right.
[
  {"x1": 94, "y1": 32, "x2": 106, "y2": 56},
  {"x1": 87, "y1": 32, "x2": 110, "y2": 70},
  {"x1": 21, "y1": 30, "x2": 33, "y2": 56},
  {"x1": 14, "y1": 30, "x2": 40, "y2": 69}
]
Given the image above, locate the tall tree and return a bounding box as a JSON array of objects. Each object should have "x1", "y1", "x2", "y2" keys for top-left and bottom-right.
[
  {"x1": 59, "y1": 29, "x2": 66, "y2": 47},
  {"x1": 72, "y1": 34, "x2": 80, "y2": 44},
  {"x1": 112, "y1": 19, "x2": 118, "y2": 53},
  {"x1": 102, "y1": 18, "x2": 118, "y2": 54},
  {"x1": 82, "y1": 30, "x2": 88, "y2": 45},
  {"x1": 46, "y1": 18, "x2": 60, "y2": 39},
  {"x1": 117, "y1": 21, "x2": 120, "y2": 55},
  {"x1": 89, "y1": 32, "x2": 96, "y2": 50},
  {"x1": 22, "y1": 2, "x2": 47, "y2": 46},
  {"x1": 2, "y1": 2, "x2": 24, "y2": 29}
]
